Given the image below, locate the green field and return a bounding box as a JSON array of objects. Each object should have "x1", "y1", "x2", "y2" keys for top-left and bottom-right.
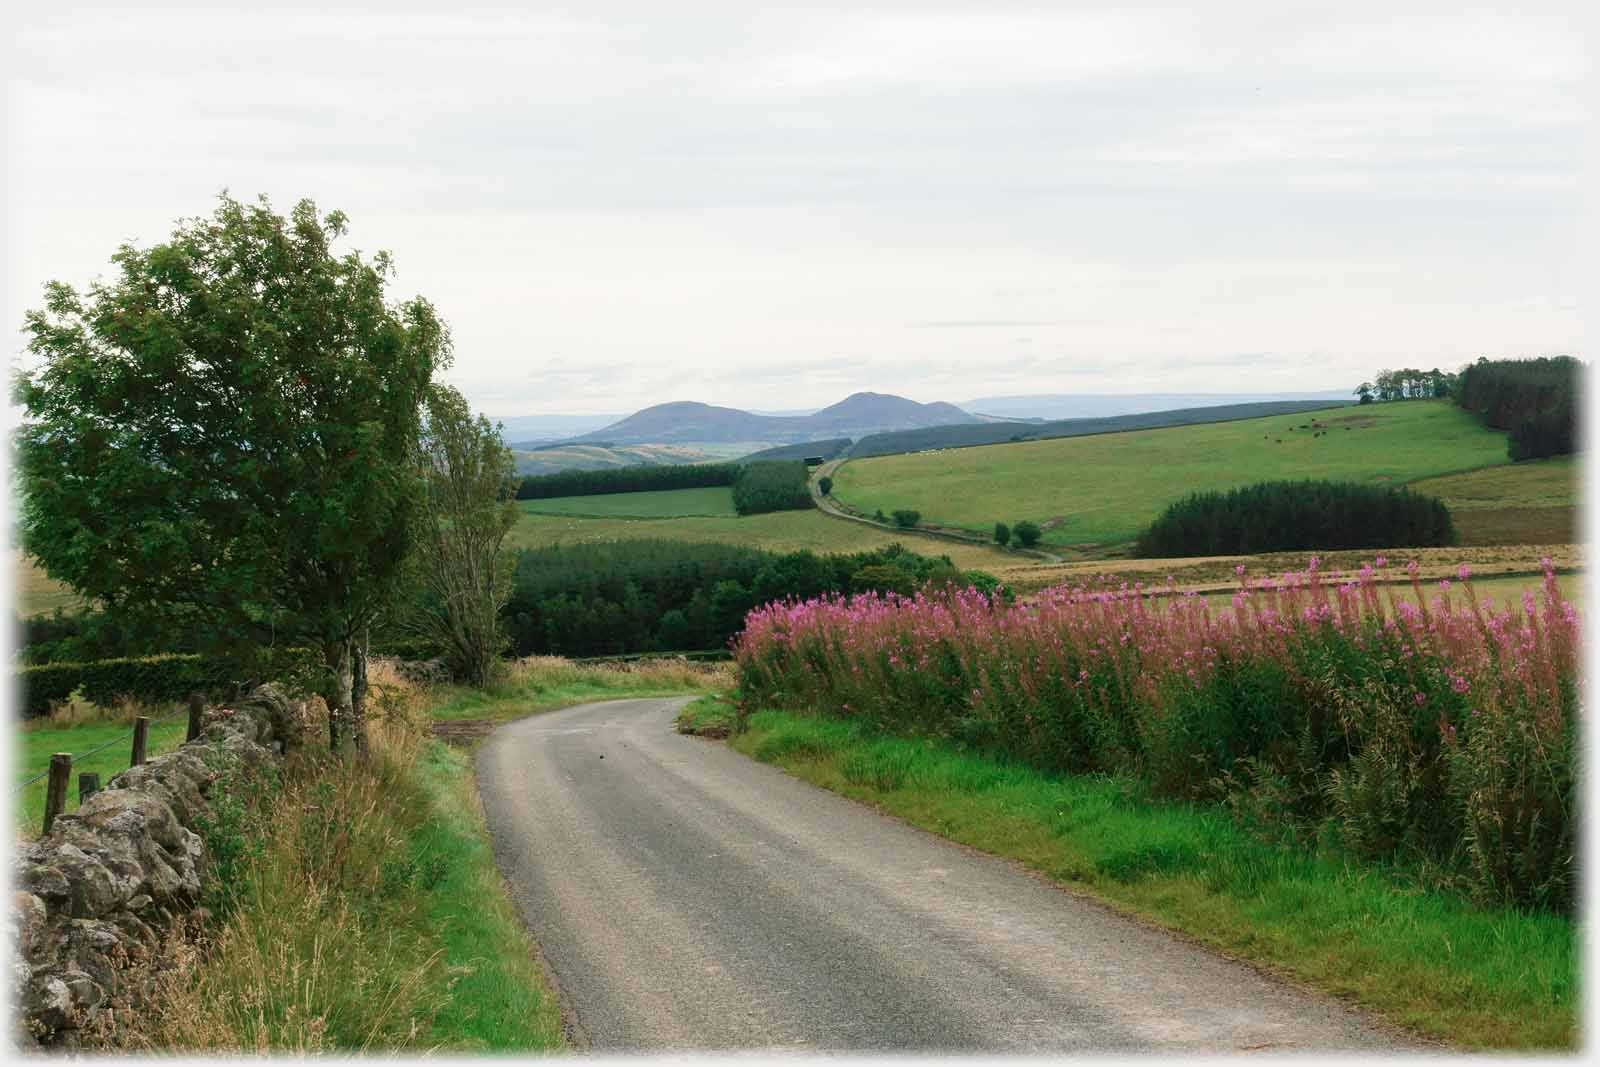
[
  {"x1": 15, "y1": 714, "x2": 188, "y2": 834},
  {"x1": 831, "y1": 401, "x2": 1513, "y2": 548},
  {"x1": 520, "y1": 486, "x2": 738, "y2": 518},
  {"x1": 507, "y1": 508, "x2": 1016, "y2": 572}
]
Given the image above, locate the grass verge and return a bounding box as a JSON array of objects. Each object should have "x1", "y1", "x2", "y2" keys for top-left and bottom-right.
[
  {"x1": 118, "y1": 666, "x2": 564, "y2": 1052},
  {"x1": 674, "y1": 693, "x2": 738, "y2": 738},
  {"x1": 730, "y1": 707, "x2": 1575, "y2": 1051}
]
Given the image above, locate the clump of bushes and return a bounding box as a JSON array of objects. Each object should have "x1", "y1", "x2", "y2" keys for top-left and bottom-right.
[
  {"x1": 993, "y1": 522, "x2": 1010, "y2": 547},
  {"x1": 1135, "y1": 480, "x2": 1455, "y2": 558},
  {"x1": 891, "y1": 509, "x2": 921, "y2": 528},
  {"x1": 1012, "y1": 520, "x2": 1042, "y2": 547},
  {"x1": 16, "y1": 648, "x2": 319, "y2": 718},
  {"x1": 735, "y1": 560, "x2": 1579, "y2": 912},
  {"x1": 729, "y1": 461, "x2": 813, "y2": 515}
]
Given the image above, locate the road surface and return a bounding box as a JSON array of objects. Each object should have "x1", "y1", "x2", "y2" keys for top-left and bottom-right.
[{"x1": 476, "y1": 696, "x2": 1424, "y2": 1053}]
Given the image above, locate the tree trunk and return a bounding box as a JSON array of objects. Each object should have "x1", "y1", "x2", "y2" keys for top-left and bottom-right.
[
  {"x1": 325, "y1": 641, "x2": 353, "y2": 752},
  {"x1": 351, "y1": 627, "x2": 371, "y2": 758}
]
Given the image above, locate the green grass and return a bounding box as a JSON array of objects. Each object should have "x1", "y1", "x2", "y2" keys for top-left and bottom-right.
[
  {"x1": 410, "y1": 740, "x2": 566, "y2": 1049},
  {"x1": 15, "y1": 712, "x2": 189, "y2": 834},
  {"x1": 425, "y1": 656, "x2": 728, "y2": 724},
  {"x1": 731, "y1": 707, "x2": 1575, "y2": 1051},
  {"x1": 506, "y1": 506, "x2": 1016, "y2": 572},
  {"x1": 833, "y1": 400, "x2": 1512, "y2": 548},
  {"x1": 520, "y1": 485, "x2": 738, "y2": 518},
  {"x1": 1410, "y1": 455, "x2": 1580, "y2": 510},
  {"x1": 674, "y1": 693, "x2": 738, "y2": 737}
]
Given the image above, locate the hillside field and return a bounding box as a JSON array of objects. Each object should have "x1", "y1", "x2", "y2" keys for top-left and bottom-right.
[
  {"x1": 520, "y1": 487, "x2": 738, "y2": 518},
  {"x1": 507, "y1": 508, "x2": 1016, "y2": 572},
  {"x1": 1410, "y1": 455, "x2": 1580, "y2": 546},
  {"x1": 831, "y1": 401, "x2": 1513, "y2": 548}
]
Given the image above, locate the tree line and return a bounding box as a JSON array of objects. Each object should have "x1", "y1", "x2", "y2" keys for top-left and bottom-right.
[
  {"x1": 515, "y1": 462, "x2": 742, "y2": 499},
  {"x1": 1454, "y1": 356, "x2": 1582, "y2": 461},
  {"x1": 1354, "y1": 367, "x2": 1454, "y2": 403},
  {"x1": 1135, "y1": 480, "x2": 1456, "y2": 557},
  {"x1": 504, "y1": 540, "x2": 1000, "y2": 658}
]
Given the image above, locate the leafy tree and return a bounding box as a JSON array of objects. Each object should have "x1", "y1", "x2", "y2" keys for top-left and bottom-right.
[
  {"x1": 850, "y1": 564, "x2": 915, "y2": 597},
  {"x1": 817, "y1": 475, "x2": 834, "y2": 496},
  {"x1": 1355, "y1": 382, "x2": 1374, "y2": 405},
  {"x1": 1012, "y1": 520, "x2": 1042, "y2": 547},
  {"x1": 404, "y1": 386, "x2": 519, "y2": 687},
  {"x1": 993, "y1": 522, "x2": 1011, "y2": 547},
  {"x1": 892, "y1": 508, "x2": 921, "y2": 528},
  {"x1": 13, "y1": 194, "x2": 448, "y2": 754}
]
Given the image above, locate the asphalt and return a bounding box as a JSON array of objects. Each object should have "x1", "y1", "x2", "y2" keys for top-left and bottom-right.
[{"x1": 475, "y1": 696, "x2": 1428, "y2": 1054}]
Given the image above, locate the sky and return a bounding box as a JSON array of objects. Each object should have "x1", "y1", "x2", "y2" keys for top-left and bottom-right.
[{"x1": 5, "y1": 1, "x2": 1588, "y2": 416}]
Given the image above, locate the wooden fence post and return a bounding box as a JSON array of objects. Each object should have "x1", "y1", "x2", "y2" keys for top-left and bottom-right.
[
  {"x1": 131, "y1": 716, "x2": 150, "y2": 767},
  {"x1": 79, "y1": 772, "x2": 101, "y2": 804},
  {"x1": 186, "y1": 692, "x2": 204, "y2": 742},
  {"x1": 44, "y1": 753, "x2": 71, "y2": 835}
]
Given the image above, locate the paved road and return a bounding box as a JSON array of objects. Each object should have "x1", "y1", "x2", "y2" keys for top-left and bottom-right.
[{"x1": 476, "y1": 697, "x2": 1424, "y2": 1054}]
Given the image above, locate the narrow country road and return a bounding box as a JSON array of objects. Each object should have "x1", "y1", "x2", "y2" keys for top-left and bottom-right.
[{"x1": 476, "y1": 697, "x2": 1424, "y2": 1054}]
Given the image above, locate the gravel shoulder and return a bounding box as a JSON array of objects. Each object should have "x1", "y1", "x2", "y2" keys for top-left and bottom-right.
[{"x1": 475, "y1": 696, "x2": 1428, "y2": 1054}]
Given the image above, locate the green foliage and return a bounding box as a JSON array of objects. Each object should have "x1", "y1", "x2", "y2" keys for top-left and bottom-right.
[
  {"x1": 516, "y1": 462, "x2": 740, "y2": 500},
  {"x1": 818, "y1": 476, "x2": 834, "y2": 496},
  {"x1": 405, "y1": 386, "x2": 520, "y2": 687},
  {"x1": 1012, "y1": 520, "x2": 1042, "y2": 547},
  {"x1": 891, "y1": 509, "x2": 921, "y2": 528},
  {"x1": 730, "y1": 461, "x2": 814, "y2": 515},
  {"x1": 195, "y1": 756, "x2": 280, "y2": 919},
  {"x1": 1455, "y1": 357, "x2": 1582, "y2": 462},
  {"x1": 993, "y1": 522, "x2": 1011, "y2": 547},
  {"x1": 14, "y1": 193, "x2": 448, "y2": 744},
  {"x1": 849, "y1": 564, "x2": 916, "y2": 596},
  {"x1": 1135, "y1": 480, "x2": 1455, "y2": 557}
]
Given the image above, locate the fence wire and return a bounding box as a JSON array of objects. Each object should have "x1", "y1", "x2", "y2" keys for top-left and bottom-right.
[{"x1": 14, "y1": 710, "x2": 187, "y2": 793}]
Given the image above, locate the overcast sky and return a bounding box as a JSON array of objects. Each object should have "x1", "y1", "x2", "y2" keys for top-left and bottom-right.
[{"x1": 6, "y1": 2, "x2": 1587, "y2": 416}]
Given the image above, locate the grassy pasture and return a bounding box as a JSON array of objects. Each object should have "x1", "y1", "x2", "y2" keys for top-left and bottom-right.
[
  {"x1": 14, "y1": 706, "x2": 189, "y2": 834},
  {"x1": 519, "y1": 486, "x2": 738, "y2": 518},
  {"x1": 1410, "y1": 455, "x2": 1581, "y2": 547},
  {"x1": 506, "y1": 507, "x2": 1017, "y2": 572},
  {"x1": 831, "y1": 400, "x2": 1510, "y2": 548}
]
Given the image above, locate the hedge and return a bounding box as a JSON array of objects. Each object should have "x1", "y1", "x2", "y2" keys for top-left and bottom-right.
[{"x1": 16, "y1": 649, "x2": 319, "y2": 720}]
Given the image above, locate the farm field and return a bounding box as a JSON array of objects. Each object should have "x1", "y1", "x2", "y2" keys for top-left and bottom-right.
[
  {"x1": 1411, "y1": 455, "x2": 1581, "y2": 546},
  {"x1": 14, "y1": 552, "x2": 85, "y2": 618},
  {"x1": 830, "y1": 400, "x2": 1511, "y2": 548},
  {"x1": 520, "y1": 486, "x2": 738, "y2": 518},
  {"x1": 15, "y1": 712, "x2": 188, "y2": 834},
  {"x1": 507, "y1": 508, "x2": 1016, "y2": 572}
]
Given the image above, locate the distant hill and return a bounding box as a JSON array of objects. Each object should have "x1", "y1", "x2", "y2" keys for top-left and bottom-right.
[
  {"x1": 848, "y1": 400, "x2": 1349, "y2": 458},
  {"x1": 566, "y1": 392, "x2": 991, "y2": 446},
  {"x1": 738, "y1": 438, "x2": 854, "y2": 463},
  {"x1": 958, "y1": 391, "x2": 1353, "y2": 421},
  {"x1": 510, "y1": 443, "x2": 722, "y2": 477}
]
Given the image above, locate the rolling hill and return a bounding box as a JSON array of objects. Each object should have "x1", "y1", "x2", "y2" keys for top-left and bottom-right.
[{"x1": 558, "y1": 392, "x2": 991, "y2": 447}]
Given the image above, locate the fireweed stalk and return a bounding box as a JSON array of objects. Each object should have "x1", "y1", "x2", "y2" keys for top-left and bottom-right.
[{"x1": 735, "y1": 558, "x2": 1580, "y2": 912}]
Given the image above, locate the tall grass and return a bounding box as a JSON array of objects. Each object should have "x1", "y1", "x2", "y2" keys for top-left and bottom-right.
[
  {"x1": 116, "y1": 661, "x2": 563, "y2": 1052},
  {"x1": 736, "y1": 557, "x2": 1579, "y2": 912}
]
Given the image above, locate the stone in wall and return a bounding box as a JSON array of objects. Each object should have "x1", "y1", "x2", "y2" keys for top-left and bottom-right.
[{"x1": 9, "y1": 684, "x2": 305, "y2": 1049}]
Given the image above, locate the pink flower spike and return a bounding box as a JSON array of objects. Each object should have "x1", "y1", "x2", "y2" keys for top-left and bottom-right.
[
  {"x1": 1457, "y1": 564, "x2": 1470, "y2": 582},
  {"x1": 1374, "y1": 555, "x2": 1387, "y2": 568}
]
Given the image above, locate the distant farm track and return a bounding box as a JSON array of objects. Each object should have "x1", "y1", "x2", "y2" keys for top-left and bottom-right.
[{"x1": 476, "y1": 698, "x2": 1423, "y2": 1053}]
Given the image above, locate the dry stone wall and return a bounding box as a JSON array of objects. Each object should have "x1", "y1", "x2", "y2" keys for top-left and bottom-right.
[{"x1": 9, "y1": 684, "x2": 306, "y2": 1049}]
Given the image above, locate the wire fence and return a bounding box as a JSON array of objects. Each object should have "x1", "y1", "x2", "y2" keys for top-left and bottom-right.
[{"x1": 14, "y1": 709, "x2": 187, "y2": 793}]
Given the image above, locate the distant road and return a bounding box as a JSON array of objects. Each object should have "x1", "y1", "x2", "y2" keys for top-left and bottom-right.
[{"x1": 476, "y1": 698, "x2": 1423, "y2": 1053}]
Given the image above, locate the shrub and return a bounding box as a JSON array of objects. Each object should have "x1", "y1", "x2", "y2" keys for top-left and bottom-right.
[
  {"x1": 1135, "y1": 480, "x2": 1455, "y2": 558},
  {"x1": 892, "y1": 509, "x2": 921, "y2": 528},
  {"x1": 993, "y1": 522, "x2": 1011, "y2": 547},
  {"x1": 1012, "y1": 520, "x2": 1042, "y2": 547},
  {"x1": 16, "y1": 649, "x2": 319, "y2": 719},
  {"x1": 818, "y1": 476, "x2": 834, "y2": 496},
  {"x1": 733, "y1": 559, "x2": 1579, "y2": 912}
]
